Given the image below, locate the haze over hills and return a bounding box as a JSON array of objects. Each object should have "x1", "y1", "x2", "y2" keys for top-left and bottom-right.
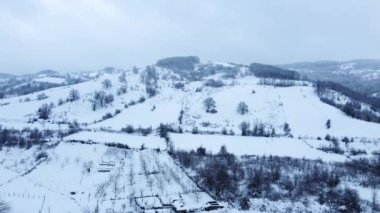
[{"x1": 3, "y1": 58, "x2": 380, "y2": 99}]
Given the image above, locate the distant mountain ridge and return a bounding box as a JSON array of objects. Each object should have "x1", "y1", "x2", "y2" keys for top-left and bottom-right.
[
  {"x1": 280, "y1": 59, "x2": 380, "y2": 98},
  {"x1": 281, "y1": 59, "x2": 380, "y2": 75},
  {"x1": 36, "y1": 69, "x2": 60, "y2": 76},
  {"x1": 0, "y1": 73, "x2": 15, "y2": 79},
  {"x1": 0, "y1": 69, "x2": 60, "y2": 78}
]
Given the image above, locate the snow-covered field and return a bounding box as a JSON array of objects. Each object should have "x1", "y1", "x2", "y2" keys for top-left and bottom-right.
[
  {"x1": 64, "y1": 131, "x2": 166, "y2": 149},
  {"x1": 170, "y1": 133, "x2": 348, "y2": 162},
  {"x1": 0, "y1": 142, "x2": 218, "y2": 212}
]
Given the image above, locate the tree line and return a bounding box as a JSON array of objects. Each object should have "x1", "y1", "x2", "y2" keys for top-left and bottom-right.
[{"x1": 0, "y1": 126, "x2": 55, "y2": 149}]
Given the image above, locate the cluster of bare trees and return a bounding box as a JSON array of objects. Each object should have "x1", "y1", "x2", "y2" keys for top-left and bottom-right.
[
  {"x1": 91, "y1": 91, "x2": 114, "y2": 111},
  {"x1": 0, "y1": 126, "x2": 52, "y2": 149},
  {"x1": 141, "y1": 66, "x2": 159, "y2": 97},
  {"x1": 172, "y1": 147, "x2": 380, "y2": 211},
  {"x1": 36, "y1": 103, "x2": 54, "y2": 120},
  {"x1": 239, "y1": 121, "x2": 276, "y2": 137}
]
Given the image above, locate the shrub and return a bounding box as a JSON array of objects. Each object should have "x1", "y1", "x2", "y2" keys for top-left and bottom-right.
[
  {"x1": 121, "y1": 125, "x2": 135, "y2": 133},
  {"x1": 139, "y1": 127, "x2": 152, "y2": 136},
  {"x1": 326, "y1": 119, "x2": 331, "y2": 129},
  {"x1": 37, "y1": 93, "x2": 48, "y2": 100},
  {"x1": 229, "y1": 130, "x2": 235, "y2": 135},
  {"x1": 105, "y1": 94, "x2": 114, "y2": 104},
  {"x1": 35, "y1": 152, "x2": 48, "y2": 161},
  {"x1": 68, "y1": 120, "x2": 81, "y2": 134},
  {"x1": 239, "y1": 196, "x2": 251, "y2": 210},
  {"x1": 349, "y1": 149, "x2": 367, "y2": 156},
  {"x1": 318, "y1": 145, "x2": 344, "y2": 154},
  {"x1": 117, "y1": 85, "x2": 127, "y2": 95},
  {"x1": 174, "y1": 82, "x2": 185, "y2": 89},
  {"x1": 204, "y1": 79, "x2": 224, "y2": 88},
  {"x1": 192, "y1": 126, "x2": 199, "y2": 134},
  {"x1": 58, "y1": 98, "x2": 65, "y2": 106},
  {"x1": 138, "y1": 96, "x2": 146, "y2": 103},
  {"x1": 105, "y1": 142, "x2": 130, "y2": 149},
  {"x1": 221, "y1": 127, "x2": 228, "y2": 135},
  {"x1": 102, "y1": 113, "x2": 113, "y2": 120},
  {"x1": 196, "y1": 147, "x2": 206, "y2": 156},
  {"x1": 342, "y1": 137, "x2": 350, "y2": 143},
  {"x1": 129, "y1": 100, "x2": 136, "y2": 106}
]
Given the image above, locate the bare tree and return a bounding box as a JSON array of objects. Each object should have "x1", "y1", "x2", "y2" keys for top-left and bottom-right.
[
  {"x1": 102, "y1": 79, "x2": 112, "y2": 89},
  {"x1": 203, "y1": 97, "x2": 217, "y2": 113},
  {"x1": 37, "y1": 103, "x2": 54, "y2": 120},
  {"x1": 119, "y1": 72, "x2": 127, "y2": 83},
  {"x1": 237, "y1": 101, "x2": 249, "y2": 115},
  {"x1": 67, "y1": 89, "x2": 80, "y2": 102},
  {"x1": 37, "y1": 93, "x2": 48, "y2": 100}
]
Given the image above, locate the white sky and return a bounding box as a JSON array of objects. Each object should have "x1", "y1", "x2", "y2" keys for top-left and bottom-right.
[{"x1": 0, "y1": 0, "x2": 379, "y2": 74}]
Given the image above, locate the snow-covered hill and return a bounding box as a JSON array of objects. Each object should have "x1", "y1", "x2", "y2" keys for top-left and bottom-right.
[
  {"x1": 1, "y1": 64, "x2": 379, "y2": 139},
  {"x1": 0, "y1": 59, "x2": 379, "y2": 212}
]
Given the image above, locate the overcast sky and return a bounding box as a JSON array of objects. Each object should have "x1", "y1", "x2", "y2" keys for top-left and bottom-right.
[{"x1": 0, "y1": 0, "x2": 379, "y2": 74}]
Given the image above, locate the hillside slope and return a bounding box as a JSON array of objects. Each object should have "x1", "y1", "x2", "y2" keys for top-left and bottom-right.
[
  {"x1": 1, "y1": 65, "x2": 379, "y2": 139},
  {"x1": 0, "y1": 61, "x2": 380, "y2": 212}
]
